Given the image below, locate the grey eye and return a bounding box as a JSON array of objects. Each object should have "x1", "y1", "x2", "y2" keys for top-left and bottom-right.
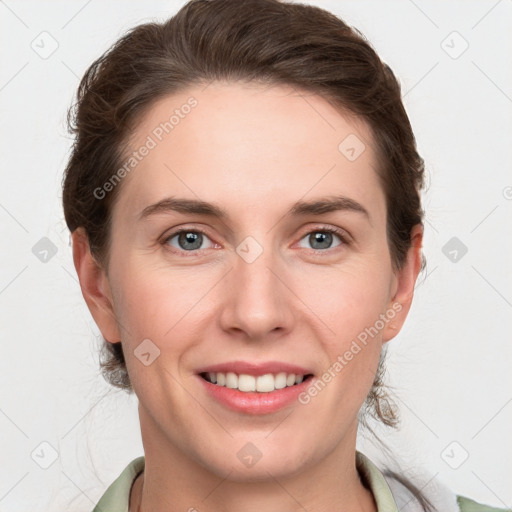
[
  {"x1": 298, "y1": 231, "x2": 342, "y2": 250},
  {"x1": 167, "y1": 231, "x2": 214, "y2": 251}
]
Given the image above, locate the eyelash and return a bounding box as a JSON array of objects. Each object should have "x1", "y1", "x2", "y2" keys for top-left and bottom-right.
[{"x1": 161, "y1": 225, "x2": 350, "y2": 257}]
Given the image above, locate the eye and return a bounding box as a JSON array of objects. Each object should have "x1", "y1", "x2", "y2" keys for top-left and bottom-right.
[
  {"x1": 163, "y1": 229, "x2": 216, "y2": 253},
  {"x1": 297, "y1": 227, "x2": 347, "y2": 251},
  {"x1": 162, "y1": 226, "x2": 349, "y2": 255}
]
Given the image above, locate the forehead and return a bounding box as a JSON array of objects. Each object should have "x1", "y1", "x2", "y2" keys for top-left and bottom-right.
[{"x1": 114, "y1": 81, "x2": 385, "y2": 224}]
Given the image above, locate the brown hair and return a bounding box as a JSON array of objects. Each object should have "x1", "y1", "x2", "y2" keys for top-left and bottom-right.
[{"x1": 62, "y1": 0, "x2": 429, "y2": 507}]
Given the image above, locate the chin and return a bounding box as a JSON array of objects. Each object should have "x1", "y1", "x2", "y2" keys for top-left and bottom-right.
[{"x1": 193, "y1": 436, "x2": 318, "y2": 483}]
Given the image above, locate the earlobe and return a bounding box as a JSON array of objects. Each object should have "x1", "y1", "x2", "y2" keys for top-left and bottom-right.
[
  {"x1": 71, "y1": 228, "x2": 121, "y2": 343},
  {"x1": 382, "y1": 224, "x2": 424, "y2": 343}
]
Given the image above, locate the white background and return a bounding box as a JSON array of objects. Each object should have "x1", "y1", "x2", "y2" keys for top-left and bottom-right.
[{"x1": 0, "y1": 1, "x2": 511, "y2": 510}]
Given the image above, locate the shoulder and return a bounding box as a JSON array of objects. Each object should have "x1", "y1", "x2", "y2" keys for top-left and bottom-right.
[
  {"x1": 456, "y1": 495, "x2": 511, "y2": 512},
  {"x1": 92, "y1": 456, "x2": 145, "y2": 512},
  {"x1": 356, "y1": 451, "x2": 508, "y2": 512}
]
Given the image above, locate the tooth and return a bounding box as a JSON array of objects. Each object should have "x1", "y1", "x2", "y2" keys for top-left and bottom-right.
[
  {"x1": 256, "y1": 374, "x2": 275, "y2": 392},
  {"x1": 208, "y1": 371, "x2": 307, "y2": 392},
  {"x1": 274, "y1": 372, "x2": 287, "y2": 389},
  {"x1": 238, "y1": 374, "x2": 256, "y2": 392},
  {"x1": 225, "y1": 372, "x2": 238, "y2": 389},
  {"x1": 286, "y1": 373, "x2": 296, "y2": 386}
]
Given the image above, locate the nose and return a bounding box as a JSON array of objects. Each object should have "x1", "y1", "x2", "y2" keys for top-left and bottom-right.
[{"x1": 218, "y1": 241, "x2": 295, "y2": 341}]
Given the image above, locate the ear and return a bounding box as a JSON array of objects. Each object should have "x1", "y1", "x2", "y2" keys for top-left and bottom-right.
[
  {"x1": 71, "y1": 228, "x2": 121, "y2": 343},
  {"x1": 382, "y1": 224, "x2": 423, "y2": 343}
]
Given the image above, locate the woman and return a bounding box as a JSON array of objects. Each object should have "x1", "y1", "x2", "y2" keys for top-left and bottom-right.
[{"x1": 62, "y1": 0, "x2": 507, "y2": 510}]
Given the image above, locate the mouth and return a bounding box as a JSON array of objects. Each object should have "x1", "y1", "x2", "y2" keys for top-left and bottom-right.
[
  {"x1": 199, "y1": 371, "x2": 314, "y2": 393},
  {"x1": 195, "y1": 361, "x2": 315, "y2": 414}
]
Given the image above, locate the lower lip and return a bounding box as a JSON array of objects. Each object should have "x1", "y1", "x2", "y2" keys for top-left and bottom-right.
[{"x1": 197, "y1": 375, "x2": 313, "y2": 415}]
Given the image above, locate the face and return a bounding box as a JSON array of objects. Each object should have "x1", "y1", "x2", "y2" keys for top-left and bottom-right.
[{"x1": 76, "y1": 81, "x2": 421, "y2": 481}]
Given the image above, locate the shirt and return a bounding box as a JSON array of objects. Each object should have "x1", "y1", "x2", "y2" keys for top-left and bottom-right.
[{"x1": 92, "y1": 451, "x2": 508, "y2": 512}]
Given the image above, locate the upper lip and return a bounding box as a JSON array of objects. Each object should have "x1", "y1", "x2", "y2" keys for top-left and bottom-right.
[{"x1": 196, "y1": 361, "x2": 314, "y2": 377}]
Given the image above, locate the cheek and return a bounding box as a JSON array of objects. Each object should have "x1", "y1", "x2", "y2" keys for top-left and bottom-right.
[
  {"x1": 296, "y1": 264, "x2": 391, "y2": 403},
  {"x1": 298, "y1": 263, "x2": 393, "y2": 345},
  {"x1": 109, "y1": 258, "x2": 217, "y2": 355}
]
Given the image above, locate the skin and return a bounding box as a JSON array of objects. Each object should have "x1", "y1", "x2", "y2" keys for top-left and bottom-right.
[{"x1": 72, "y1": 81, "x2": 423, "y2": 512}]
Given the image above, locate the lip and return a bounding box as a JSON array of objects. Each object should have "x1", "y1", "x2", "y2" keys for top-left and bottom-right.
[
  {"x1": 197, "y1": 373, "x2": 314, "y2": 415},
  {"x1": 195, "y1": 360, "x2": 313, "y2": 377},
  {"x1": 195, "y1": 360, "x2": 315, "y2": 415}
]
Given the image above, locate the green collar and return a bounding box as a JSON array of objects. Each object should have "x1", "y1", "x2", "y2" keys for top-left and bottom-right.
[
  {"x1": 93, "y1": 451, "x2": 399, "y2": 511},
  {"x1": 91, "y1": 450, "x2": 501, "y2": 512}
]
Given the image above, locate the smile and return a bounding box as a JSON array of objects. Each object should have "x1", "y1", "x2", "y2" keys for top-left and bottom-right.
[{"x1": 200, "y1": 371, "x2": 313, "y2": 393}]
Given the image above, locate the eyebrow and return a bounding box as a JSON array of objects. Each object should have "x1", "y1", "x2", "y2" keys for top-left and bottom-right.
[{"x1": 138, "y1": 195, "x2": 370, "y2": 221}]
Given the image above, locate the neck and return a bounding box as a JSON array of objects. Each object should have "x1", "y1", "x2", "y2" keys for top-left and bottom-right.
[{"x1": 130, "y1": 409, "x2": 377, "y2": 512}]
